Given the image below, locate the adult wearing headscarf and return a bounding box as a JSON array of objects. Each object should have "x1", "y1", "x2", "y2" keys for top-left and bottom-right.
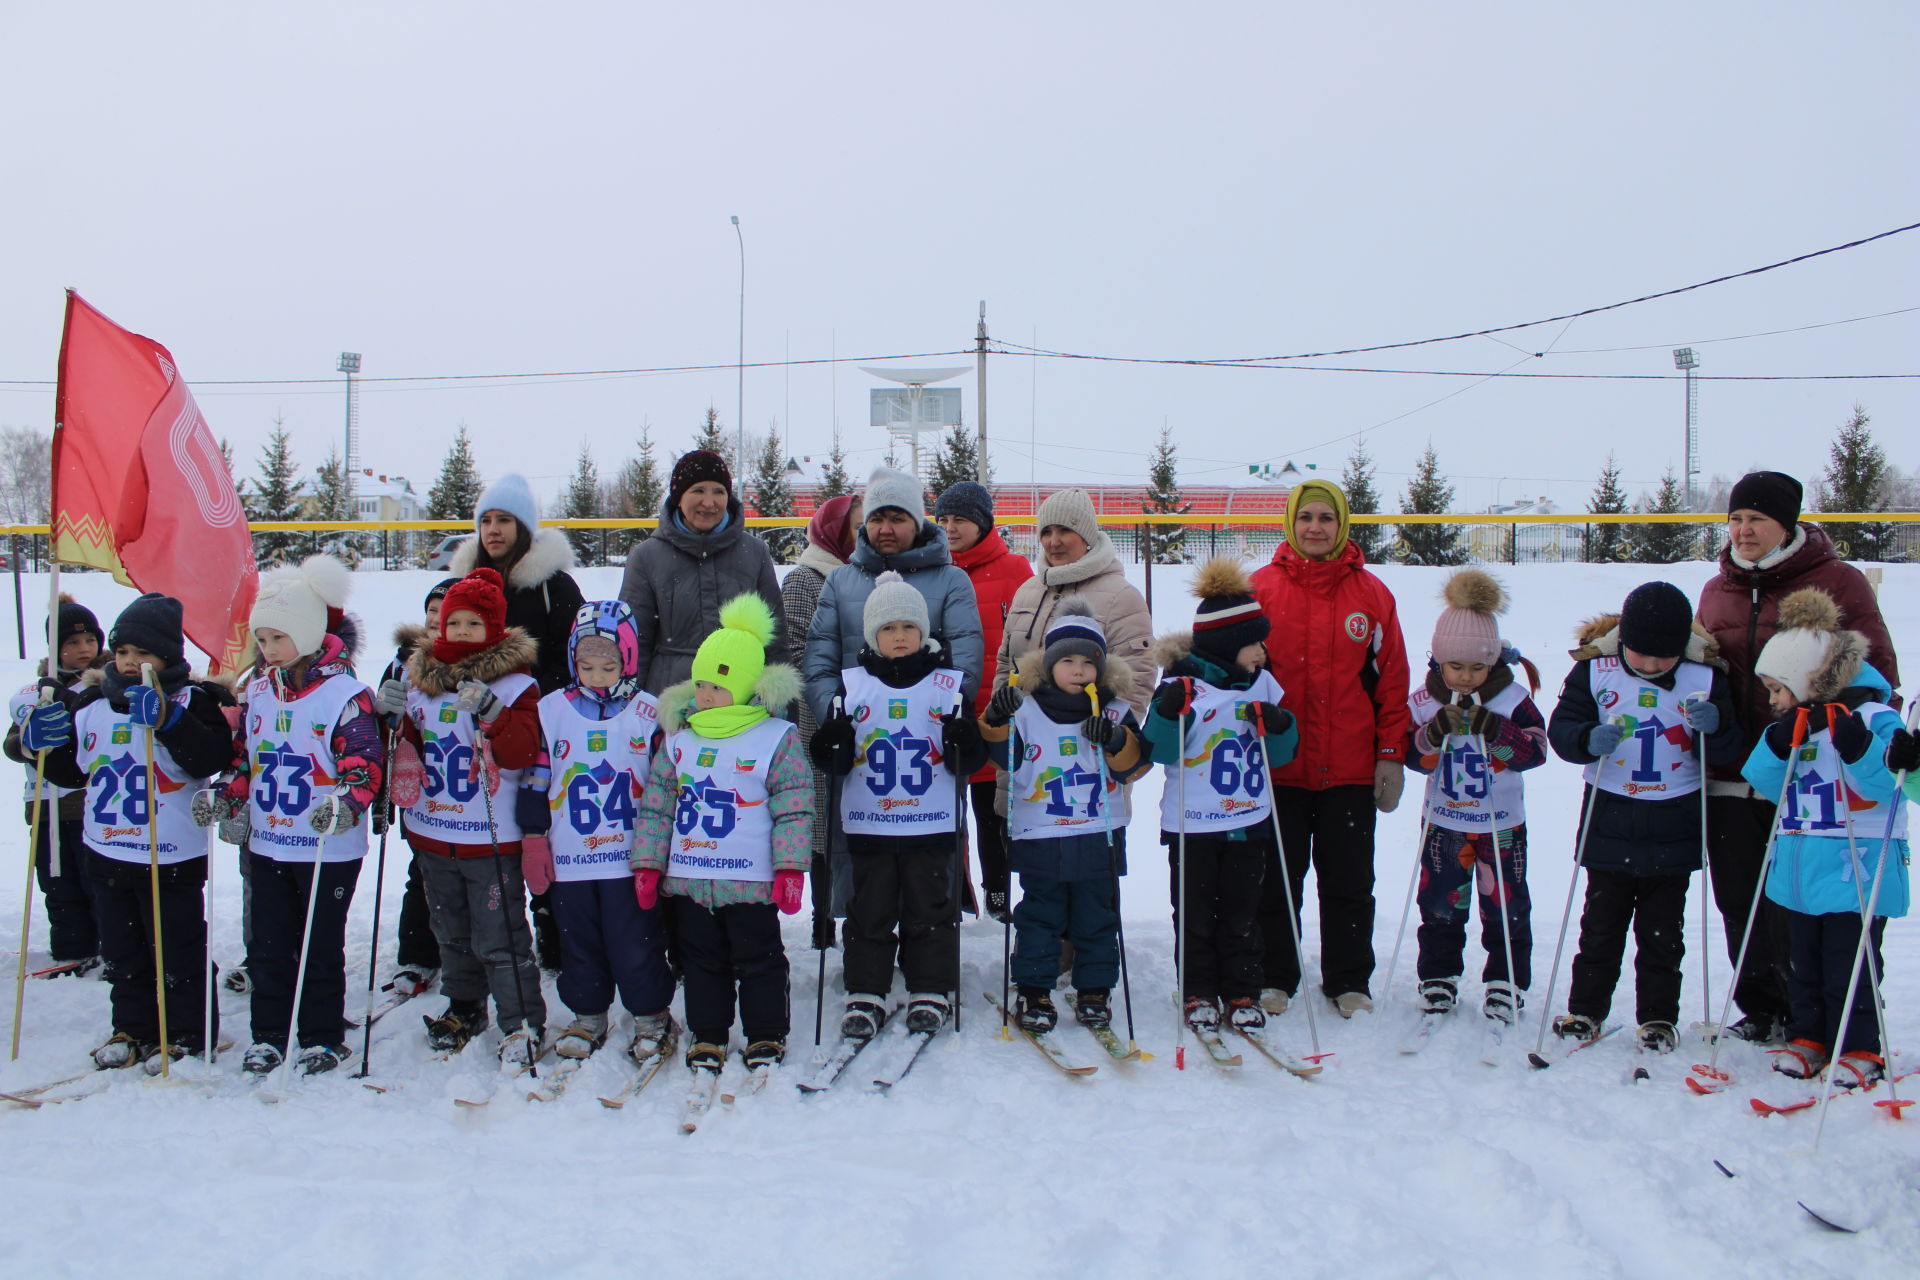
[
  {"x1": 936, "y1": 480, "x2": 1033, "y2": 920},
  {"x1": 782, "y1": 493, "x2": 861, "y2": 945},
  {"x1": 1249, "y1": 479, "x2": 1411, "y2": 1017},
  {"x1": 619, "y1": 449, "x2": 787, "y2": 695},
  {"x1": 449, "y1": 474, "x2": 585, "y2": 696},
  {"x1": 1694, "y1": 470, "x2": 1901, "y2": 1042}
]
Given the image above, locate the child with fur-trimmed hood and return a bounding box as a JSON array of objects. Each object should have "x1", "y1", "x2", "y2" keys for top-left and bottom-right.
[
  {"x1": 811, "y1": 572, "x2": 987, "y2": 1041},
  {"x1": 1140, "y1": 559, "x2": 1298, "y2": 1034},
  {"x1": 193, "y1": 555, "x2": 381, "y2": 1077},
  {"x1": 635, "y1": 594, "x2": 811, "y2": 1075},
  {"x1": 381, "y1": 566, "x2": 548, "y2": 1063},
  {"x1": 1400, "y1": 569, "x2": 1549, "y2": 1024},
  {"x1": 1742, "y1": 587, "x2": 1909, "y2": 1089},
  {"x1": 1546, "y1": 582, "x2": 1742, "y2": 1055},
  {"x1": 982, "y1": 595, "x2": 1150, "y2": 1037}
]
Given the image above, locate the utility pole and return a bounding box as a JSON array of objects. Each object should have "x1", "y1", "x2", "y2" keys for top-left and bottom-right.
[{"x1": 974, "y1": 301, "x2": 989, "y2": 483}]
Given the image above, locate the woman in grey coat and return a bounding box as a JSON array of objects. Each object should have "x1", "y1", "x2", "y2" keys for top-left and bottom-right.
[{"x1": 618, "y1": 449, "x2": 787, "y2": 694}]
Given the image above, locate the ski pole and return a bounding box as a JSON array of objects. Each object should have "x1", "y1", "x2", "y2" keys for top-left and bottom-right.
[
  {"x1": 1685, "y1": 691, "x2": 1717, "y2": 1040},
  {"x1": 1379, "y1": 821, "x2": 1426, "y2": 1011},
  {"x1": 272, "y1": 788, "x2": 340, "y2": 1093},
  {"x1": 1253, "y1": 702, "x2": 1324, "y2": 1060},
  {"x1": 140, "y1": 664, "x2": 172, "y2": 1079},
  {"x1": 1477, "y1": 731, "x2": 1523, "y2": 1030},
  {"x1": 1087, "y1": 687, "x2": 1136, "y2": 1054},
  {"x1": 353, "y1": 718, "x2": 403, "y2": 1078},
  {"x1": 10, "y1": 687, "x2": 53, "y2": 1061},
  {"x1": 1695, "y1": 706, "x2": 1810, "y2": 1085},
  {"x1": 815, "y1": 746, "x2": 841, "y2": 1055},
  {"x1": 951, "y1": 691, "x2": 965, "y2": 1035},
  {"x1": 1172, "y1": 681, "x2": 1190, "y2": 1069},
  {"x1": 999, "y1": 674, "x2": 1019, "y2": 1041},
  {"x1": 1529, "y1": 731, "x2": 1614, "y2": 1064},
  {"x1": 474, "y1": 722, "x2": 538, "y2": 1079}
]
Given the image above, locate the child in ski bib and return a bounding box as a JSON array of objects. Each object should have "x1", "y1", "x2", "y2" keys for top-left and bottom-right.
[
  {"x1": 1545, "y1": 582, "x2": 1741, "y2": 1055},
  {"x1": 387, "y1": 567, "x2": 548, "y2": 1064},
  {"x1": 371, "y1": 578, "x2": 457, "y2": 1000},
  {"x1": 812, "y1": 571, "x2": 986, "y2": 1040},
  {"x1": 198, "y1": 556, "x2": 381, "y2": 1078},
  {"x1": 1140, "y1": 560, "x2": 1298, "y2": 1033},
  {"x1": 1401, "y1": 570, "x2": 1548, "y2": 1024},
  {"x1": 635, "y1": 594, "x2": 812, "y2": 1077},
  {"x1": 515, "y1": 599, "x2": 676, "y2": 1066},
  {"x1": 1744, "y1": 588, "x2": 1910, "y2": 1089},
  {"x1": 4, "y1": 594, "x2": 110, "y2": 974},
  {"x1": 27, "y1": 593, "x2": 236, "y2": 1074},
  {"x1": 981, "y1": 596, "x2": 1146, "y2": 1036}
]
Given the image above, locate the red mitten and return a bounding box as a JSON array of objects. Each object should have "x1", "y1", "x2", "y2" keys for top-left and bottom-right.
[
  {"x1": 468, "y1": 744, "x2": 502, "y2": 795},
  {"x1": 390, "y1": 739, "x2": 425, "y2": 808},
  {"x1": 521, "y1": 835, "x2": 554, "y2": 895},
  {"x1": 633, "y1": 867, "x2": 662, "y2": 911},
  {"x1": 773, "y1": 869, "x2": 805, "y2": 916}
]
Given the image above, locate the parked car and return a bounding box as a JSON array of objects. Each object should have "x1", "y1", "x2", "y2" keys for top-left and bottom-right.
[{"x1": 425, "y1": 535, "x2": 466, "y2": 571}]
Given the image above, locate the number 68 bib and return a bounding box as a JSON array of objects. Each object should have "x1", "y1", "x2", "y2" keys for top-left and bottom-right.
[{"x1": 1156, "y1": 672, "x2": 1283, "y2": 836}]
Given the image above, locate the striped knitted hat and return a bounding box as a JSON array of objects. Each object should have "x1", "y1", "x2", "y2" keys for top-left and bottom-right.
[
  {"x1": 1190, "y1": 557, "x2": 1269, "y2": 664},
  {"x1": 1042, "y1": 597, "x2": 1107, "y2": 681}
]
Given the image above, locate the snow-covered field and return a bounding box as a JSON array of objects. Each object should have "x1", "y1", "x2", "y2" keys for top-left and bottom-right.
[{"x1": 3, "y1": 556, "x2": 1916, "y2": 1280}]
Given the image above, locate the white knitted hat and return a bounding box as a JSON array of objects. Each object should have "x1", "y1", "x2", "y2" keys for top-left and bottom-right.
[
  {"x1": 863, "y1": 465, "x2": 926, "y2": 527},
  {"x1": 863, "y1": 571, "x2": 929, "y2": 649},
  {"x1": 1036, "y1": 487, "x2": 1100, "y2": 548},
  {"x1": 251, "y1": 554, "x2": 351, "y2": 656}
]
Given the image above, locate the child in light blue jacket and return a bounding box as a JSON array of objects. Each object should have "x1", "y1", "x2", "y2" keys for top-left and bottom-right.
[{"x1": 1742, "y1": 588, "x2": 1908, "y2": 1089}]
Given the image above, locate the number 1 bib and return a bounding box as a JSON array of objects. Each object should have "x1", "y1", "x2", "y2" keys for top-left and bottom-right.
[{"x1": 1583, "y1": 658, "x2": 1711, "y2": 799}]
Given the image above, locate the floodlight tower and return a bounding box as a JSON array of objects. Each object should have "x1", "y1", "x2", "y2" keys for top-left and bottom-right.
[
  {"x1": 338, "y1": 351, "x2": 362, "y2": 513},
  {"x1": 861, "y1": 365, "x2": 971, "y2": 479},
  {"x1": 1673, "y1": 347, "x2": 1699, "y2": 510}
]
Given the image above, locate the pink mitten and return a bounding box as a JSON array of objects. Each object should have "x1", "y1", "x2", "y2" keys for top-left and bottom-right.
[
  {"x1": 633, "y1": 867, "x2": 662, "y2": 911},
  {"x1": 773, "y1": 869, "x2": 805, "y2": 916},
  {"x1": 390, "y1": 739, "x2": 425, "y2": 808},
  {"x1": 521, "y1": 835, "x2": 554, "y2": 895}
]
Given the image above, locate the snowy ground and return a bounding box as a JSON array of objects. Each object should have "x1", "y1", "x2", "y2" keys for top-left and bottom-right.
[{"x1": 3, "y1": 557, "x2": 1917, "y2": 1280}]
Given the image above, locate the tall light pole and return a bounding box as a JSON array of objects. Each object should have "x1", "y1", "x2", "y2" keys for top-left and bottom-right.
[
  {"x1": 1673, "y1": 347, "x2": 1699, "y2": 510},
  {"x1": 338, "y1": 351, "x2": 361, "y2": 517},
  {"x1": 732, "y1": 215, "x2": 745, "y2": 472}
]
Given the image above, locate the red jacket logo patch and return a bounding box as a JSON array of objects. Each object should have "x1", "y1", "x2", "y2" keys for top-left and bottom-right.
[{"x1": 1344, "y1": 612, "x2": 1370, "y2": 642}]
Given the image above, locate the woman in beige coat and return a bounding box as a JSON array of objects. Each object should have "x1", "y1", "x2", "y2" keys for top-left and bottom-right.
[{"x1": 994, "y1": 488, "x2": 1155, "y2": 713}]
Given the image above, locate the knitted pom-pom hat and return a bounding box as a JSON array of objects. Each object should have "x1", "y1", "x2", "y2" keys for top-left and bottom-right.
[
  {"x1": 440, "y1": 568, "x2": 508, "y2": 646},
  {"x1": 1188, "y1": 557, "x2": 1269, "y2": 665},
  {"x1": 693, "y1": 594, "x2": 777, "y2": 705},
  {"x1": 1755, "y1": 588, "x2": 1866, "y2": 704},
  {"x1": 1431, "y1": 569, "x2": 1506, "y2": 667},
  {"x1": 863, "y1": 570, "x2": 929, "y2": 649},
  {"x1": 251, "y1": 554, "x2": 352, "y2": 657},
  {"x1": 1042, "y1": 596, "x2": 1107, "y2": 682}
]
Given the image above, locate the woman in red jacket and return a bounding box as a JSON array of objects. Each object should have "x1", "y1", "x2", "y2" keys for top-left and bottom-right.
[
  {"x1": 1694, "y1": 470, "x2": 1900, "y2": 1043},
  {"x1": 1249, "y1": 480, "x2": 1411, "y2": 1017},
  {"x1": 936, "y1": 481, "x2": 1033, "y2": 921}
]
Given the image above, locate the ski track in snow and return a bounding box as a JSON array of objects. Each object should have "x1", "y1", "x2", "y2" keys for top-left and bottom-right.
[{"x1": 3, "y1": 561, "x2": 1917, "y2": 1279}]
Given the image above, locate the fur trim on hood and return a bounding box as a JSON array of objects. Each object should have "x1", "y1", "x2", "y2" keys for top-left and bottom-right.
[
  {"x1": 393, "y1": 622, "x2": 429, "y2": 656},
  {"x1": 1013, "y1": 642, "x2": 1141, "y2": 709},
  {"x1": 449, "y1": 525, "x2": 576, "y2": 591},
  {"x1": 1570, "y1": 613, "x2": 1724, "y2": 669},
  {"x1": 654, "y1": 662, "x2": 804, "y2": 734},
  {"x1": 405, "y1": 628, "x2": 540, "y2": 696}
]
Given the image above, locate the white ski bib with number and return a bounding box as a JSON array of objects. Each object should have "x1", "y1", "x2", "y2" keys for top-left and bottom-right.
[
  {"x1": 1008, "y1": 698, "x2": 1132, "y2": 842},
  {"x1": 404, "y1": 672, "x2": 536, "y2": 845},
  {"x1": 1157, "y1": 673, "x2": 1284, "y2": 835},
  {"x1": 1777, "y1": 702, "x2": 1910, "y2": 841},
  {"x1": 75, "y1": 696, "x2": 202, "y2": 865},
  {"x1": 11, "y1": 676, "x2": 85, "y2": 803},
  {"x1": 839, "y1": 666, "x2": 965, "y2": 836},
  {"x1": 538, "y1": 689, "x2": 658, "y2": 882},
  {"x1": 664, "y1": 717, "x2": 792, "y2": 882},
  {"x1": 1410, "y1": 681, "x2": 1530, "y2": 833},
  {"x1": 1582, "y1": 658, "x2": 1712, "y2": 799},
  {"x1": 245, "y1": 671, "x2": 371, "y2": 864}
]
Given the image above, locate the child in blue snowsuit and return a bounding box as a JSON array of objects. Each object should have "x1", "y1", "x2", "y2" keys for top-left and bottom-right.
[{"x1": 1744, "y1": 587, "x2": 1910, "y2": 1089}]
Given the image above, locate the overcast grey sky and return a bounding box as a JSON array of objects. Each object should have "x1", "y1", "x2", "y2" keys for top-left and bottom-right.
[{"x1": 4, "y1": 2, "x2": 1915, "y2": 513}]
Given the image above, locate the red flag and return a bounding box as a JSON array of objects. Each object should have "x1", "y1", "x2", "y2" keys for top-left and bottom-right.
[{"x1": 53, "y1": 291, "x2": 256, "y2": 672}]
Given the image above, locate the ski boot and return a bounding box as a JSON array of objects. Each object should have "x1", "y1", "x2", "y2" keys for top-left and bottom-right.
[
  {"x1": 685, "y1": 1041, "x2": 726, "y2": 1075},
  {"x1": 1073, "y1": 988, "x2": 1113, "y2": 1030},
  {"x1": 1332, "y1": 991, "x2": 1373, "y2": 1018},
  {"x1": 242, "y1": 1043, "x2": 284, "y2": 1077},
  {"x1": 1832, "y1": 1050, "x2": 1886, "y2": 1090},
  {"x1": 1183, "y1": 996, "x2": 1220, "y2": 1031},
  {"x1": 905, "y1": 992, "x2": 951, "y2": 1033},
  {"x1": 1636, "y1": 1021, "x2": 1677, "y2": 1055},
  {"x1": 1015, "y1": 987, "x2": 1057, "y2": 1034},
  {"x1": 388, "y1": 965, "x2": 439, "y2": 998},
  {"x1": 1720, "y1": 1012, "x2": 1782, "y2": 1044},
  {"x1": 1551, "y1": 1013, "x2": 1601, "y2": 1042},
  {"x1": 629, "y1": 1011, "x2": 675, "y2": 1064},
  {"x1": 743, "y1": 1039, "x2": 786, "y2": 1070},
  {"x1": 1259, "y1": 987, "x2": 1291, "y2": 1015},
  {"x1": 554, "y1": 1013, "x2": 609, "y2": 1060},
  {"x1": 222, "y1": 965, "x2": 253, "y2": 995},
  {"x1": 498, "y1": 1025, "x2": 544, "y2": 1070},
  {"x1": 1769, "y1": 1038, "x2": 1830, "y2": 1080},
  {"x1": 90, "y1": 1031, "x2": 150, "y2": 1071},
  {"x1": 142, "y1": 1044, "x2": 188, "y2": 1076},
  {"x1": 1483, "y1": 981, "x2": 1522, "y2": 1026},
  {"x1": 297, "y1": 1044, "x2": 351, "y2": 1076},
  {"x1": 840, "y1": 995, "x2": 888, "y2": 1041},
  {"x1": 1418, "y1": 978, "x2": 1459, "y2": 1015},
  {"x1": 1227, "y1": 996, "x2": 1266, "y2": 1030},
  {"x1": 424, "y1": 1000, "x2": 489, "y2": 1053}
]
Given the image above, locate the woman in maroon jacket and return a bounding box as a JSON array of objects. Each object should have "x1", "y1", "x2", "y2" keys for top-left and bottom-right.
[
  {"x1": 936, "y1": 481, "x2": 1033, "y2": 920},
  {"x1": 1249, "y1": 479, "x2": 1411, "y2": 1017},
  {"x1": 1694, "y1": 470, "x2": 1900, "y2": 1043}
]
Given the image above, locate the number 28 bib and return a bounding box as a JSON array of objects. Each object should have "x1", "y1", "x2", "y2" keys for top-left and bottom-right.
[{"x1": 75, "y1": 697, "x2": 201, "y2": 865}]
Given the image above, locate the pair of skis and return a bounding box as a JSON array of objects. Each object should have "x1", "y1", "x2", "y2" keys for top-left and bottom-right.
[
  {"x1": 1190, "y1": 1020, "x2": 1324, "y2": 1077},
  {"x1": 1400, "y1": 1006, "x2": 1513, "y2": 1066},
  {"x1": 796, "y1": 1010, "x2": 943, "y2": 1094}
]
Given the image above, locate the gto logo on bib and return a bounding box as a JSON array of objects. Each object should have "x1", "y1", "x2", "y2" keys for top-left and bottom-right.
[{"x1": 1344, "y1": 612, "x2": 1369, "y2": 643}]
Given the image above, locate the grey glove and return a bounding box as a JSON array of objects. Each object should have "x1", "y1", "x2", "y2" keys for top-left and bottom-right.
[
  {"x1": 454, "y1": 680, "x2": 503, "y2": 723},
  {"x1": 1585, "y1": 722, "x2": 1626, "y2": 757},
  {"x1": 374, "y1": 678, "x2": 409, "y2": 717},
  {"x1": 1373, "y1": 760, "x2": 1404, "y2": 814},
  {"x1": 191, "y1": 787, "x2": 243, "y2": 829},
  {"x1": 1678, "y1": 698, "x2": 1719, "y2": 735},
  {"x1": 309, "y1": 796, "x2": 360, "y2": 835}
]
